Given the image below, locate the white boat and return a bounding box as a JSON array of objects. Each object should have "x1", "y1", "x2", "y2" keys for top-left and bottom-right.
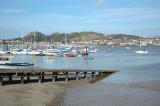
[
  {"x1": 136, "y1": 49, "x2": 148, "y2": 54},
  {"x1": 0, "y1": 56, "x2": 34, "y2": 69},
  {"x1": 27, "y1": 50, "x2": 41, "y2": 55},
  {"x1": 43, "y1": 49, "x2": 60, "y2": 56},
  {"x1": 0, "y1": 50, "x2": 6, "y2": 55},
  {"x1": 16, "y1": 49, "x2": 28, "y2": 55},
  {"x1": 89, "y1": 49, "x2": 97, "y2": 53},
  {"x1": 43, "y1": 51, "x2": 57, "y2": 56},
  {"x1": 136, "y1": 36, "x2": 149, "y2": 54},
  {"x1": 125, "y1": 47, "x2": 130, "y2": 49},
  {"x1": 82, "y1": 48, "x2": 97, "y2": 53}
]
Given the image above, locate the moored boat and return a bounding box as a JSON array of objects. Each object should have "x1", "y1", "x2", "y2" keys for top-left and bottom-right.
[
  {"x1": 135, "y1": 36, "x2": 149, "y2": 54},
  {"x1": 0, "y1": 57, "x2": 34, "y2": 69},
  {"x1": 63, "y1": 53, "x2": 77, "y2": 57},
  {"x1": 135, "y1": 49, "x2": 148, "y2": 54}
]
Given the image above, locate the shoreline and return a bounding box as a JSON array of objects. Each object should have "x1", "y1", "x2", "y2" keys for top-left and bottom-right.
[
  {"x1": 1, "y1": 76, "x2": 160, "y2": 106},
  {"x1": 0, "y1": 79, "x2": 90, "y2": 106},
  {"x1": 0, "y1": 68, "x2": 115, "y2": 106}
]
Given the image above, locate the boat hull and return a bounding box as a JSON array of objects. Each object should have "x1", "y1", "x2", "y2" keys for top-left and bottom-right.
[
  {"x1": 136, "y1": 50, "x2": 148, "y2": 54},
  {"x1": 0, "y1": 63, "x2": 34, "y2": 69},
  {"x1": 63, "y1": 53, "x2": 77, "y2": 57}
]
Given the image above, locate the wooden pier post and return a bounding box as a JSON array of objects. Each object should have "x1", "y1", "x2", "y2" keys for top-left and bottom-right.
[
  {"x1": 9, "y1": 74, "x2": 12, "y2": 81},
  {"x1": 65, "y1": 72, "x2": 68, "y2": 81},
  {"x1": 27, "y1": 73, "x2": 30, "y2": 81},
  {"x1": 52, "y1": 72, "x2": 56, "y2": 83},
  {"x1": 42, "y1": 72, "x2": 44, "y2": 81},
  {"x1": 84, "y1": 72, "x2": 88, "y2": 79},
  {"x1": 55, "y1": 72, "x2": 58, "y2": 81},
  {"x1": 92, "y1": 72, "x2": 96, "y2": 78},
  {"x1": 38, "y1": 72, "x2": 42, "y2": 83},
  {"x1": 99, "y1": 72, "x2": 103, "y2": 76},
  {"x1": 0, "y1": 75, "x2": 3, "y2": 86},
  {"x1": 76, "y1": 72, "x2": 79, "y2": 80},
  {"x1": 20, "y1": 73, "x2": 24, "y2": 84}
]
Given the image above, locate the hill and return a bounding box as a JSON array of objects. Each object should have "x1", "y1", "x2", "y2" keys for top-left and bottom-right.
[{"x1": 22, "y1": 32, "x2": 140, "y2": 42}]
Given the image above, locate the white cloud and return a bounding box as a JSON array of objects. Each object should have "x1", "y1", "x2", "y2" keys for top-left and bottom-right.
[
  {"x1": 80, "y1": 7, "x2": 160, "y2": 23},
  {"x1": 85, "y1": 0, "x2": 106, "y2": 7},
  {"x1": 0, "y1": 9, "x2": 22, "y2": 13},
  {"x1": 96, "y1": 0, "x2": 105, "y2": 6}
]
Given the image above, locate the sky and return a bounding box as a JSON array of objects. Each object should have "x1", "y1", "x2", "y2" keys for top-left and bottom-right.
[{"x1": 0, "y1": 0, "x2": 160, "y2": 38}]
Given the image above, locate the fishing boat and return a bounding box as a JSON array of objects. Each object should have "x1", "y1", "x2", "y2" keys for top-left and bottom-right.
[{"x1": 0, "y1": 57, "x2": 34, "y2": 69}]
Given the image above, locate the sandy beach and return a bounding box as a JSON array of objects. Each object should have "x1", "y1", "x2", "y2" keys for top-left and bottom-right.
[
  {"x1": 0, "y1": 79, "x2": 90, "y2": 106},
  {"x1": 62, "y1": 80, "x2": 160, "y2": 106},
  {"x1": 0, "y1": 82, "x2": 70, "y2": 106}
]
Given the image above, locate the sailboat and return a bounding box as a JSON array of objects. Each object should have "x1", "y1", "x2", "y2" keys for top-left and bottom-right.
[{"x1": 136, "y1": 36, "x2": 148, "y2": 54}]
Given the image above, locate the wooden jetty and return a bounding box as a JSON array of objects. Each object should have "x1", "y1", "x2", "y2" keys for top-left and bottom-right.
[{"x1": 0, "y1": 68, "x2": 118, "y2": 85}]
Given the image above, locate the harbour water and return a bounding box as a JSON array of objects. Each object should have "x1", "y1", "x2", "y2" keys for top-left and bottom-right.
[
  {"x1": 61, "y1": 47, "x2": 160, "y2": 106},
  {"x1": 10, "y1": 47, "x2": 160, "y2": 83}
]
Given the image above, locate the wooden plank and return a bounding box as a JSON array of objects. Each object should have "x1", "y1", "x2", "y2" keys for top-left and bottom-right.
[{"x1": 0, "y1": 68, "x2": 118, "y2": 73}]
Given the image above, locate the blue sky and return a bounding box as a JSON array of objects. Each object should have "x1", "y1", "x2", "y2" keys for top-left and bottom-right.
[{"x1": 0, "y1": 0, "x2": 160, "y2": 38}]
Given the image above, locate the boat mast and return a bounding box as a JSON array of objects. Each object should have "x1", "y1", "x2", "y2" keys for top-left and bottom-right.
[
  {"x1": 82, "y1": 32, "x2": 85, "y2": 44},
  {"x1": 65, "y1": 33, "x2": 67, "y2": 45},
  {"x1": 140, "y1": 36, "x2": 142, "y2": 49},
  {"x1": 34, "y1": 32, "x2": 36, "y2": 49},
  {"x1": 12, "y1": 38, "x2": 14, "y2": 47},
  {"x1": 22, "y1": 32, "x2": 24, "y2": 49}
]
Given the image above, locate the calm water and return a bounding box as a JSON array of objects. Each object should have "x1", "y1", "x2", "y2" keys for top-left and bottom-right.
[{"x1": 11, "y1": 47, "x2": 160, "y2": 83}]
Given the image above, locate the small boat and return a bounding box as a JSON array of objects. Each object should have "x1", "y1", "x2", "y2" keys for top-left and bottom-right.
[
  {"x1": 125, "y1": 47, "x2": 130, "y2": 49},
  {"x1": 135, "y1": 49, "x2": 148, "y2": 54},
  {"x1": 82, "y1": 48, "x2": 97, "y2": 53},
  {"x1": 16, "y1": 49, "x2": 28, "y2": 55},
  {"x1": 63, "y1": 53, "x2": 77, "y2": 57},
  {"x1": 0, "y1": 50, "x2": 6, "y2": 55},
  {"x1": 1, "y1": 63, "x2": 34, "y2": 66},
  {"x1": 136, "y1": 36, "x2": 149, "y2": 54},
  {"x1": 0, "y1": 57, "x2": 34, "y2": 69}
]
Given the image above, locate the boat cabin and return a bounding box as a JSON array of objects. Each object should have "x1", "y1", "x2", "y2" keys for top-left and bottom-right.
[{"x1": 0, "y1": 57, "x2": 11, "y2": 64}]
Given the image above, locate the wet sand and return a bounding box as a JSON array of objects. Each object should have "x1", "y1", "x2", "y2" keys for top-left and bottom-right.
[
  {"x1": 0, "y1": 79, "x2": 89, "y2": 106},
  {"x1": 0, "y1": 82, "x2": 70, "y2": 106},
  {"x1": 62, "y1": 80, "x2": 160, "y2": 106},
  {"x1": 1, "y1": 79, "x2": 160, "y2": 106}
]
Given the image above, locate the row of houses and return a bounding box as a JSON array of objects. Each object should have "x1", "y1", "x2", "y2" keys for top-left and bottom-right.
[{"x1": 0, "y1": 36, "x2": 160, "y2": 48}]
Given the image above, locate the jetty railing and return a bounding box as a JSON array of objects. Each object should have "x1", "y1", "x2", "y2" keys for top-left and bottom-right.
[{"x1": 0, "y1": 68, "x2": 118, "y2": 85}]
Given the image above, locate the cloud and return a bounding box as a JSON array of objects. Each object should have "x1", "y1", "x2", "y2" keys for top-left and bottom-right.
[
  {"x1": 0, "y1": 9, "x2": 22, "y2": 13},
  {"x1": 95, "y1": 0, "x2": 105, "y2": 6},
  {"x1": 85, "y1": 0, "x2": 106, "y2": 7},
  {"x1": 81, "y1": 7, "x2": 160, "y2": 23}
]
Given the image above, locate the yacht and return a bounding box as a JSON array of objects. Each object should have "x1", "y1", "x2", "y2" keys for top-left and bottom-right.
[{"x1": 0, "y1": 57, "x2": 34, "y2": 69}]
